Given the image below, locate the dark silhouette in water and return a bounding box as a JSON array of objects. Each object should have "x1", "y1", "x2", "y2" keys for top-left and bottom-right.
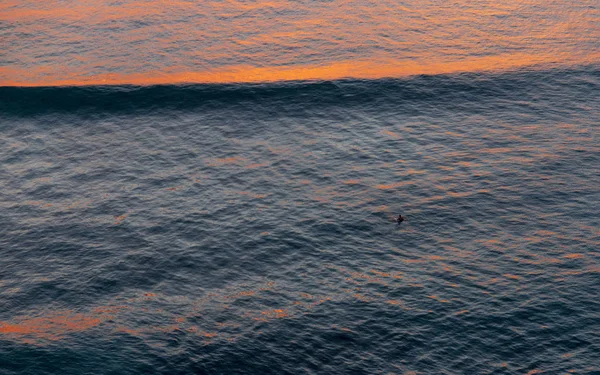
[{"x1": 397, "y1": 215, "x2": 404, "y2": 223}]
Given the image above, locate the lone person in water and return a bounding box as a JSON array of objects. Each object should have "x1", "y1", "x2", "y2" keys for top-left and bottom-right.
[{"x1": 397, "y1": 214, "x2": 404, "y2": 223}]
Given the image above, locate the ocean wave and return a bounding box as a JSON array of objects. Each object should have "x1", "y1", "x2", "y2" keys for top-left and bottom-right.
[{"x1": 1, "y1": 65, "x2": 598, "y2": 116}]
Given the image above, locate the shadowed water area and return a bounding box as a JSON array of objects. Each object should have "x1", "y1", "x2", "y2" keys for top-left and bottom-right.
[
  {"x1": 1, "y1": 68, "x2": 599, "y2": 374},
  {"x1": 1, "y1": 0, "x2": 600, "y2": 374}
]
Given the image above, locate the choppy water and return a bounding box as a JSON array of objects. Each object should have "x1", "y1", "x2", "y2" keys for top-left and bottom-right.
[
  {"x1": 2, "y1": 68, "x2": 599, "y2": 374},
  {"x1": 2, "y1": 0, "x2": 600, "y2": 374}
]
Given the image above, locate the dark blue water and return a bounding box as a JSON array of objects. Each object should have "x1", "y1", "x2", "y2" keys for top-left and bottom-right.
[{"x1": 1, "y1": 67, "x2": 599, "y2": 374}]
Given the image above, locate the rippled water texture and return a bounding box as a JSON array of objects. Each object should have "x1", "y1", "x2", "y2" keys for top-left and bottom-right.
[
  {"x1": 1, "y1": 0, "x2": 599, "y2": 85},
  {"x1": 1, "y1": 68, "x2": 600, "y2": 374},
  {"x1": 1, "y1": 1, "x2": 600, "y2": 374}
]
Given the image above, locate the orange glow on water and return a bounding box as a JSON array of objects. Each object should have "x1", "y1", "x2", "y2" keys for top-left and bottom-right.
[
  {"x1": 2, "y1": 53, "x2": 597, "y2": 87},
  {"x1": 2, "y1": 0, "x2": 598, "y2": 86},
  {"x1": 114, "y1": 213, "x2": 128, "y2": 225},
  {"x1": 0, "y1": 311, "x2": 105, "y2": 342},
  {"x1": 375, "y1": 181, "x2": 412, "y2": 190},
  {"x1": 563, "y1": 254, "x2": 584, "y2": 259}
]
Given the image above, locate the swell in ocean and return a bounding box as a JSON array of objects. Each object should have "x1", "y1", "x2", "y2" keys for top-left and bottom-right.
[{"x1": 2, "y1": 65, "x2": 598, "y2": 117}]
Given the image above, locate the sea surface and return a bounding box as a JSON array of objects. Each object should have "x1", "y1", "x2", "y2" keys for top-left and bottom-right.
[{"x1": 1, "y1": 1, "x2": 600, "y2": 375}]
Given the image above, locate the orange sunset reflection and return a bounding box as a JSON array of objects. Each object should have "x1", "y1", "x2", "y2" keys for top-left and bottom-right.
[{"x1": 1, "y1": 0, "x2": 598, "y2": 86}]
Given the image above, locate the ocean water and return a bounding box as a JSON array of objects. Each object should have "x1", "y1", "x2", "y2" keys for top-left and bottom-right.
[
  {"x1": 2, "y1": 69, "x2": 599, "y2": 374},
  {"x1": 2, "y1": 0, "x2": 599, "y2": 85},
  {"x1": 2, "y1": 1, "x2": 600, "y2": 375}
]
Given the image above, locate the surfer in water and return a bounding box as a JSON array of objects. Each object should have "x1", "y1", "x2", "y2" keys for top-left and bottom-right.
[{"x1": 397, "y1": 214, "x2": 404, "y2": 223}]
